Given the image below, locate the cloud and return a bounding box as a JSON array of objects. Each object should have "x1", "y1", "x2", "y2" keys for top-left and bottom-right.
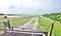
[{"x1": 0, "y1": 0, "x2": 61, "y2": 14}]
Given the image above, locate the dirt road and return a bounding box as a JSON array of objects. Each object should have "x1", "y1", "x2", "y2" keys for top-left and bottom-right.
[{"x1": 1, "y1": 17, "x2": 44, "y2": 36}]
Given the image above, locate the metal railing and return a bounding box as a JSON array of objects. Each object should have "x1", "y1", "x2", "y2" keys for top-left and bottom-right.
[{"x1": 6, "y1": 31, "x2": 48, "y2": 36}]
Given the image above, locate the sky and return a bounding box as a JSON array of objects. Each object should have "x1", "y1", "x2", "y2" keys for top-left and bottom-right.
[{"x1": 0, "y1": 0, "x2": 61, "y2": 15}]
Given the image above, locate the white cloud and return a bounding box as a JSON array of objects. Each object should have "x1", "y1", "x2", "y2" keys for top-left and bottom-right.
[
  {"x1": 0, "y1": 0, "x2": 9, "y2": 9},
  {"x1": 0, "y1": 0, "x2": 61, "y2": 14}
]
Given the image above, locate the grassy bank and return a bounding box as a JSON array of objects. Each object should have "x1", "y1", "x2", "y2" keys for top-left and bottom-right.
[{"x1": 38, "y1": 16, "x2": 61, "y2": 36}]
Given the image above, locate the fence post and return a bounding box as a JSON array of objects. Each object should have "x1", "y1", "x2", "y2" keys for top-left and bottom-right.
[
  {"x1": 3, "y1": 16, "x2": 7, "y2": 36},
  {"x1": 8, "y1": 19, "x2": 11, "y2": 30},
  {"x1": 49, "y1": 23, "x2": 54, "y2": 36},
  {"x1": 12, "y1": 26, "x2": 13, "y2": 31}
]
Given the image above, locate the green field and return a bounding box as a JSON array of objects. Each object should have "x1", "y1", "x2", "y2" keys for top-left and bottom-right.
[
  {"x1": 0, "y1": 17, "x2": 32, "y2": 29},
  {"x1": 0, "y1": 15, "x2": 61, "y2": 36},
  {"x1": 38, "y1": 16, "x2": 61, "y2": 36}
]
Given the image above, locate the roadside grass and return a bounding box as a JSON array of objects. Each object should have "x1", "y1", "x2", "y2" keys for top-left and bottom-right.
[
  {"x1": 10, "y1": 17, "x2": 32, "y2": 27},
  {"x1": 38, "y1": 16, "x2": 61, "y2": 36}
]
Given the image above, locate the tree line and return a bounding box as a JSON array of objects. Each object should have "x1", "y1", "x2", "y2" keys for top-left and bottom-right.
[{"x1": 42, "y1": 13, "x2": 61, "y2": 21}]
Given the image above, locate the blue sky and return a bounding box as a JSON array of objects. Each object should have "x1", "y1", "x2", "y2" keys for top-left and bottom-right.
[{"x1": 0, "y1": 0, "x2": 61, "y2": 15}]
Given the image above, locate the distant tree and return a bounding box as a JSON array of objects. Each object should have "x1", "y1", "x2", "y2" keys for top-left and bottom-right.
[
  {"x1": 0, "y1": 13, "x2": 4, "y2": 15},
  {"x1": 42, "y1": 13, "x2": 61, "y2": 21}
]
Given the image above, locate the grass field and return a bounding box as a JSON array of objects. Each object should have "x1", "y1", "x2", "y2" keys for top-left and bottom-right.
[
  {"x1": 0, "y1": 16, "x2": 32, "y2": 29},
  {"x1": 0, "y1": 16, "x2": 61, "y2": 36},
  {"x1": 38, "y1": 16, "x2": 61, "y2": 36}
]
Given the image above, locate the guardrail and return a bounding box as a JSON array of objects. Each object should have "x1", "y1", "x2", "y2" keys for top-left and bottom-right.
[{"x1": 6, "y1": 31, "x2": 48, "y2": 36}]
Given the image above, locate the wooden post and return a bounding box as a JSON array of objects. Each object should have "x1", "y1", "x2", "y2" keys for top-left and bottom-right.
[
  {"x1": 3, "y1": 21, "x2": 7, "y2": 33},
  {"x1": 49, "y1": 23, "x2": 54, "y2": 36},
  {"x1": 8, "y1": 19, "x2": 11, "y2": 30},
  {"x1": 12, "y1": 26, "x2": 13, "y2": 31},
  {"x1": 3, "y1": 16, "x2": 7, "y2": 36}
]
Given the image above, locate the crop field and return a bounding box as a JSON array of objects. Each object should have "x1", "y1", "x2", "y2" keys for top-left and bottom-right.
[{"x1": 38, "y1": 16, "x2": 61, "y2": 36}]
